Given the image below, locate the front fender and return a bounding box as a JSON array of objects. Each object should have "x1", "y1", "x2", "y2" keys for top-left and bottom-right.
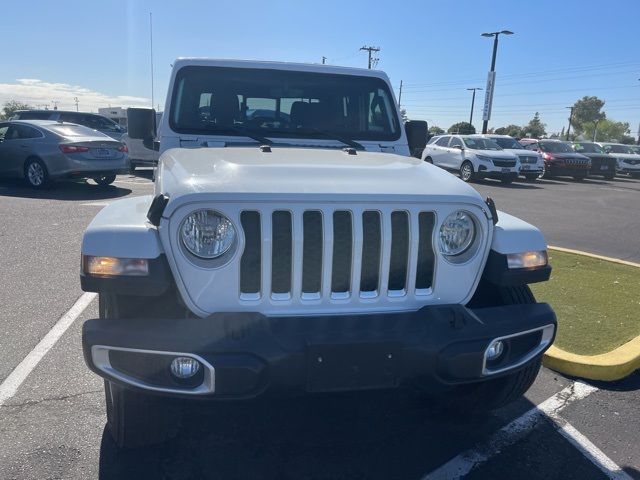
[
  {"x1": 81, "y1": 195, "x2": 163, "y2": 258},
  {"x1": 491, "y1": 211, "x2": 547, "y2": 254}
]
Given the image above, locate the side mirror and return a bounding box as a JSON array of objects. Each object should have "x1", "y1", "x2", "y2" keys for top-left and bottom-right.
[
  {"x1": 127, "y1": 108, "x2": 158, "y2": 150},
  {"x1": 404, "y1": 120, "x2": 428, "y2": 158},
  {"x1": 452, "y1": 145, "x2": 463, "y2": 150}
]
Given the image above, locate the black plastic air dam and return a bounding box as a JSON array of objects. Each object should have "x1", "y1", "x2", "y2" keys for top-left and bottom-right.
[{"x1": 82, "y1": 302, "x2": 556, "y2": 399}]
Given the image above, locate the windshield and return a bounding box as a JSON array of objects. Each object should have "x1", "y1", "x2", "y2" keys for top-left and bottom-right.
[
  {"x1": 539, "y1": 141, "x2": 573, "y2": 153},
  {"x1": 573, "y1": 142, "x2": 604, "y2": 154},
  {"x1": 462, "y1": 137, "x2": 502, "y2": 150},
  {"x1": 492, "y1": 137, "x2": 522, "y2": 149},
  {"x1": 169, "y1": 66, "x2": 400, "y2": 141},
  {"x1": 605, "y1": 144, "x2": 632, "y2": 154}
]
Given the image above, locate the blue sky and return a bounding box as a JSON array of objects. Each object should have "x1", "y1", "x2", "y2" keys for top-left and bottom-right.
[{"x1": 1, "y1": 0, "x2": 638, "y2": 136}]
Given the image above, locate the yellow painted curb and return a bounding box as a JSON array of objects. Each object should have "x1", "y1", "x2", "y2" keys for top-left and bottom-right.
[{"x1": 542, "y1": 246, "x2": 640, "y2": 381}]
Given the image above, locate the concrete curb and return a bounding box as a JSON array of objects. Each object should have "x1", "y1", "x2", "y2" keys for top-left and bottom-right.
[{"x1": 542, "y1": 246, "x2": 640, "y2": 381}]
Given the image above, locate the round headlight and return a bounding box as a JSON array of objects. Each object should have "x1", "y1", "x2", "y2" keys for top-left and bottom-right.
[
  {"x1": 180, "y1": 209, "x2": 236, "y2": 259},
  {"x1": 439, "y1": 210, "x2": 476, "y2": 256}
]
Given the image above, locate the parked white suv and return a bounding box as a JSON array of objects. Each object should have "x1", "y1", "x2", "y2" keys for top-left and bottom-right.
[
  {"x1": 477, "y1": 134, "x2": 544, "y2": 181},
  {"x1": 597, "y1": 142, "x2": 640, "y2": 178},
  {"x1": 79, "y1": 58, "x2": 555, "y2": 449},
  {"x1": 422, "y1": 134, "x2": 520, "y2": 183}
]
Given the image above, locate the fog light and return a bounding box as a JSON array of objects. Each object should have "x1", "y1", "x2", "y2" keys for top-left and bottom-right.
[
  {"x1": 486, "y1": 340, "x2": 504, "y2": 361},
  {"x1": 170, "y1": 357, "x2": 201, "y2": 379}
]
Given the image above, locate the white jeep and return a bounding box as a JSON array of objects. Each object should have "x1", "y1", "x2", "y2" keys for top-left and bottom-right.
[{"x1": 80, "y1": 58, "x2": 556, "y2": 449}]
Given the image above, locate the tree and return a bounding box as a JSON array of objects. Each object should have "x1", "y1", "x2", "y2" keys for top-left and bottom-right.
[
  {"x1": 429, "y1": 125, "x2": 445, "y2": 135},
  {"x1": 494, "y1": 125, "x2": 523, "y2": 138},
  {"x1": 521, "y1": 112, "x2": 546, "y2": 138},
  {"x1": 447, "y1": 122, "x2": 475, "y2": 135},
  {"x1": 571, "y1": 96, "x2": 606, "y2": 135},
  {"x1": 1, "y1": 100, "x2": 32, "y2": 120},
  {"x1": 586, "y1": 118, "x2": 630, "y2": 142},
  {"x1": 399, "y1": 108, "x2": 409, "y2": 123}
]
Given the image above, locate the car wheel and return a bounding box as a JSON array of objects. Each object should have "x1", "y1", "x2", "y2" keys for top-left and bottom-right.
[
  {"x1": 459, "y1": 161, "x2": 474, "y2": 182},
  {"x1": 100, "y1": 294, "x2": 183, "y2": 449},
  {"x1": 500, "y1": 177, "x2": 514, "y2": 185},
  {"x1": 573, "y1": 175, "x2": 586, "y2": 181},
  {"x1": 424, "y1": 156, "x2": 433, "y2": 164},
  {"x1": 424, "y1": 285, "x2": 543, "y2": 413},
  {"x1": 524, "y1": 174, "x2": 539, "y2": 181},
  {"x1": 94, "y1": 174, "x2": 116, "y2": 187},
  {"x1": 631, "y1": 173, "x2": 640, "y2": 179},
  {"x1": 129, "y1": 163, "x2": 136, "y2": 174},
  {"x1": 604, "y1": 174, "x2": 615, "y2": 180},
  {"x1": 23, "y1": 158, "x2": 49, "y2": 189}
]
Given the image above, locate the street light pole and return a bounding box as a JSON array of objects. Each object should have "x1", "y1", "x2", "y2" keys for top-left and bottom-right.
[
  {"x1": 592, "y1": 118, "x2": 600, "y2": 142},
  {"x1": 467, "y1": 87, "x2": 482, "y2": 127},
  {"x1": 481, "y1": 30, "x2": 513, "y2": 134}
]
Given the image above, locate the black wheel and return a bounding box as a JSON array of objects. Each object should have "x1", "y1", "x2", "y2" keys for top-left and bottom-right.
[
  {"x1": 459, "y1": 161, "x2": 474, "y2": 182},
  {"x1": 129, "y1": 163, "x2": 136, "y2": 174},
  {"x1": 604, "y1": 174, "x2": 615, "y2": 180},
  {"x1": 524, "y1": 174, "x2": 539, "y2": 181},
  {"x1": 94, "y1": 174, "x2": 116, "y2": 186},
  {"x1": 100, "y1": 294, "x2": 183, "y2": 449},
  {"x1": 424, "y1": 156, "x2": 433, "y2": 164},
  {"x1": 500, "y1": 177, "x2": 514, "y2": 185},
  {"x1": 573, "y1": 175, "x2": 586, "y2": 181},
  {"x1": 23, "y1": 157, "x2": 49, "y2": 189},
  {"x1": 426, "y1": 285, "x2": 543, "y2": 413},
  {"x1": 539, "y1": 164, "x2": 549, "y2": 179},
  {"x1": 631, "y1": 173, "x2": 640, "y2": 179}
]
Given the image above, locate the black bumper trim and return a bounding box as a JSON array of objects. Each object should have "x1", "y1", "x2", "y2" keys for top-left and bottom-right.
[{"x1": 82, "y1": 302, "x2": 556, "y2": 399}]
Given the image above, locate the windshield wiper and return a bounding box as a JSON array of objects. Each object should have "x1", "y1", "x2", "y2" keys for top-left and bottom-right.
[
  {"x1": 213, "y1": 126, "x2": 274, "y2": 146},
  {"x1": 293, "y1": 128, "x2": 365, "y2": 151}
]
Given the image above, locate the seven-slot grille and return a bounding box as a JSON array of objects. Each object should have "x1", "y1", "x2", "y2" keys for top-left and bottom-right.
[
  {"x1": 561, "y1": 158, "x2": 589, "y2": 166},
  {"x1": 239, "y1": 209, "x2": 436, "y2": 301},
  {"x1": 492, "y1": 159, "x2": 517, "y2": 168}
]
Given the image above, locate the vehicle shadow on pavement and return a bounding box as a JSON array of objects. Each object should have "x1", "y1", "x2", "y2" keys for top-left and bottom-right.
[
  {"x1": 588, "y1": 370, "x2": 640, "y2": 393},
  {"x1": 95, "y1": 389, "x2": 591, "y2": 480},
  {"x1": 473, "y1": 179, "x2": 541, "y2": 190},
  {"x1": 0, "y1": 179, "x2": 132, "y2": 201}
]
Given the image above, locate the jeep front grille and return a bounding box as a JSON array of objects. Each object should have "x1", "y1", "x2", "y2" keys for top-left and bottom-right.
[{"x1": 239, "y1": 209, "x2": 436, "y2": 301}]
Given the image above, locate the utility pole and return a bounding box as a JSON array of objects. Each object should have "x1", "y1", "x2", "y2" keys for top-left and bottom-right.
[
  {"x1": 149, "y1": 12, "x2": 155, "y2": 110},
  {"x1": 322, "y1": 56, "x2": 327, "y2": 64},
  {"x1": 360, "y1": 45, "x2": 380, "y2": 69},
  {"x1": 73, "y1": 97, "x2": 79, "y2": 112},
  {"x1": 480, "y1": 30, "x2": 513, "y2": 134},
  {"x1": 592, "y1": 118, "x2": 600, "y2": 142},
  {"x1": 52, "y1": 100, "x2": 59, "y2": 111},
  {"x1": 566, "y1": 106, "x2": 574, "y2": 140},
  {"x1": 398, "y1": 80, "x2": 403, "y2": 108},
  {"x1": 466, "y1": 87, "x2": 482, "y2": 127}
]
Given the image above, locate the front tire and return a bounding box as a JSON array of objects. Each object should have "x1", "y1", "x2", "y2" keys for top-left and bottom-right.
[
  {"x1": 94, "y1": 174, "x2": 116, "y2": 186},
  {"x1": 424, "y1": 156, "x2": 433, "y2": 164},
  {"x1": 100, "y1": 294, "x2": 183, "y2": 449},
  {"x1": 430, "y1": 285, "x2": 543, "y2": 413},
  {"x1": 459, "y1": 161, "x2": 474, "y2": 182},
  {"x1": 500, "y1": 177, "x2": 514, "y2": 185},
  {"x1": 573, "y1": 175, "x2": 586, "y2": 181},
  {"x1": 24, "y1": 158, "x2": 49, "y2": 189},
  {"x1": 524, "y1": 174, "x2": 539, "y2": 181}
]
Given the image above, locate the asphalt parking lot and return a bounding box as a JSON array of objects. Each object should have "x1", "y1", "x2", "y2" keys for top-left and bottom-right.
[{"x1": 0, "y1": 171, "x2": 638, "y2": 479}]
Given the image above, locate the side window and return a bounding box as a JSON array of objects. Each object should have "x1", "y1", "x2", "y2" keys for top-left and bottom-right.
[
  {"x1": 59, "y1": 112, "x2": 85, "y2": 126},
  {"x1": 4, "y1": 125, "x2": 20, "y2": 140},
  {"x1": 449, "y1": 137, "x2": 463, "y2": 148},
  {"x1": 0, "y1": 124, "x2": 9, "y2": 140},
  {"x1": 16, "y1": 125, "x2": 42, "y2": 139},
  {"x1": 16, "y1": 111, "x2": 51, "y2": 120},
  {"x1": 435, "y1": 136, "x2": 450, "y2": 147}
]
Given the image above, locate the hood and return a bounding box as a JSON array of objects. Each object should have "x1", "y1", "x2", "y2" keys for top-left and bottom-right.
[
  {"x1": 469, "y1": 149, "x2": 517, "y2": 159},
  {"x1": 545, "y1": 152, "x2": 589, "y2": 160},
  {"x1": 578, "y1": 152, "x2": 613, "y2": 159},
  {"x1": 611, "y1": 153, "x2": 640, "y2": 160},
  {"x1": 156, "y1": 147, "x2": 484, "y2": 212},
  {"x1": 504, "y1": 148, "x2": 539, "y2": 157}
]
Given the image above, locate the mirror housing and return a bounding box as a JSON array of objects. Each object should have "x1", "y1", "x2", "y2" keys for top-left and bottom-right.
[
  {"x1": 452, "y1": 145, "x2": 463, "y2": 150},
  {"x1": 404, "y1": 120, "x2": 429, "y2": 158},
  {"x1": 127, "y1": 108, "x2": 158, "y2": 150}
]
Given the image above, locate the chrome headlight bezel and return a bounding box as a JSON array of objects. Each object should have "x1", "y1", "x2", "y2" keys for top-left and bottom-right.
[
  {"x1": 475, "y1": 154, "x2": 492, "y2": 163},
  {"x1": 179, "y1": 209, "x2": 236, "y2": 260},
  {"x1": 438, "y1": 210, "x2": 480, "y2": 262}
]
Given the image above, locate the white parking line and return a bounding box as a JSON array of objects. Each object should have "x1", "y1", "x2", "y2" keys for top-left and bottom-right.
[
  {"x1": 422, "y1": 381, "x2": 631, "y2": 480},
  {"x1": 0, "y1": 292, "x2": 96, "y2": 406},
  {"x1": 79, "y1": 201, "x2": 111, "y2": 206}
]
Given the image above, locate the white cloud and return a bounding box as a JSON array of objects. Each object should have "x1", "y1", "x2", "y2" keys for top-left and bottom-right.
[{"x1": 0, "y1": 78, "x2": 151, "y2": 112}]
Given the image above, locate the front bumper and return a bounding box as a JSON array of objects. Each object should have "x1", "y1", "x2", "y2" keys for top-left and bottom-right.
[{"x1": 82, "y1": 302, "x2": 556, "y2": 399}]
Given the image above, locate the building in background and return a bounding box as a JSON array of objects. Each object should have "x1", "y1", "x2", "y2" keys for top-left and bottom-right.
[{"x1": 98, "y1": 107, "x2": 128, "y2": 128}]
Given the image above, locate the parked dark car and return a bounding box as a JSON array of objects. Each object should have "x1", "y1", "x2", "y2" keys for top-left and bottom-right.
[
  {"x1": 0, "y1": 120, "x2": 129, "y2": 188},
  {"x1": 524, "y1": 139, "x2": 590, "y2": 180},
  {"x1": 11, "y1": 110, "x2": 125, "y2": 140},
  {"x1": 570, "y1": 142, "x2": 616, "y2": 179}
]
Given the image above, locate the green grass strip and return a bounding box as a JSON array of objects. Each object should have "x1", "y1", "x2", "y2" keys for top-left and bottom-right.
[{"x1": 531, "y1": 250, "x2": 640, "y2": 355}]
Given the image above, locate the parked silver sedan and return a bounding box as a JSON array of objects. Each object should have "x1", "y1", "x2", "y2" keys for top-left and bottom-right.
[{"x1": 0, "y1": 120, "x2": 129, "y2": 188}]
